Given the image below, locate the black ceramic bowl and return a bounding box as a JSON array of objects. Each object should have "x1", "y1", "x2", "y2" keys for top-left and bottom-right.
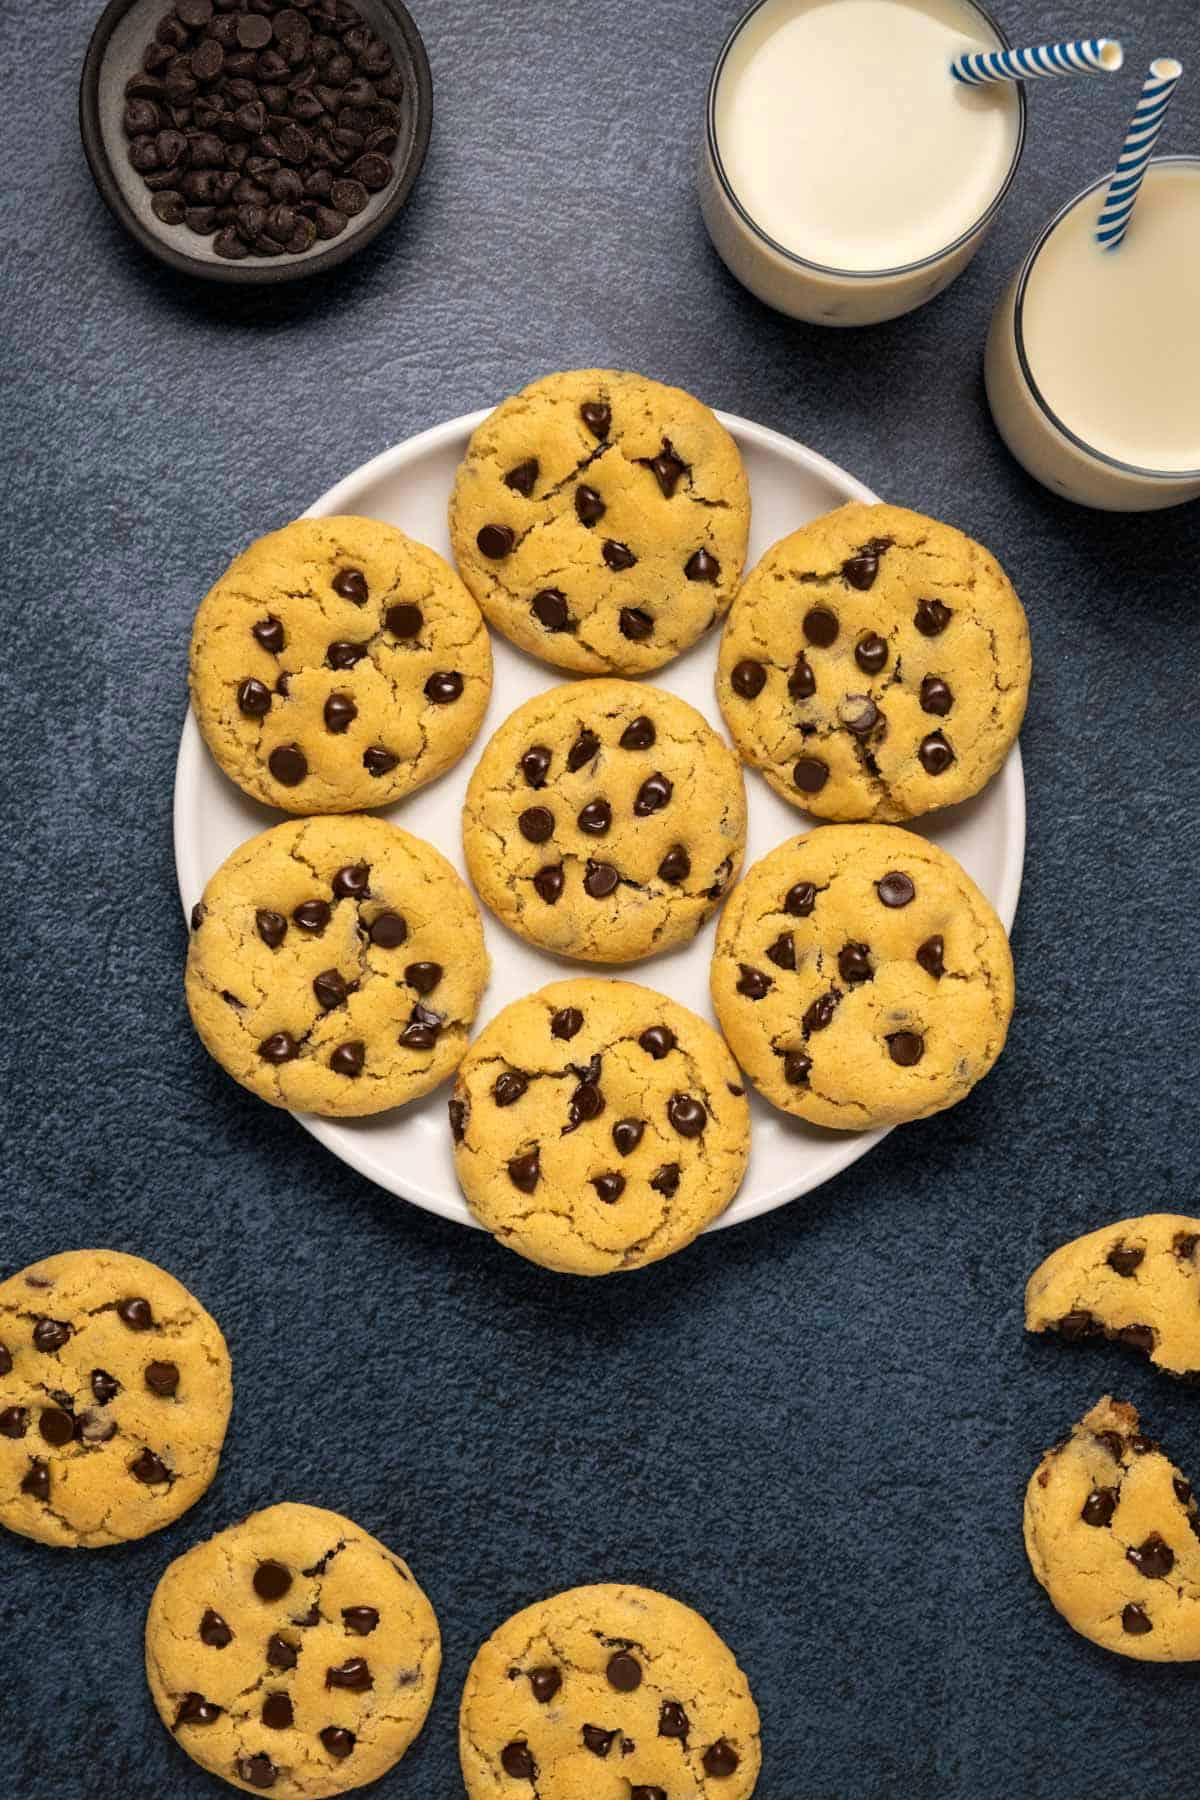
[{"x1": 80, "y1": 0, "x2": 432, "y2": 284}]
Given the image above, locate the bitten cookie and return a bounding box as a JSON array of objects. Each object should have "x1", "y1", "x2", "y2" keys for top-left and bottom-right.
[
  {"x1": 145, "y1": 1502, "x2": 440, "y2": 1797},
  {"x1": 717, "y1": 501, "x2": 1030, "y2": 821},
  {"x1": 0, "y1": 1250, "x2": 231, "y2": 1549},
  {"x1": 186, "y1": 816, "x2": 488, "y2": 1117},
  {"x1": 190, "y1": 516, "x2": 492, "y2": 813},
  {"x1": 448, "y1": 369, "x2": 750, "y2": 674},
  {"x1": 459, "y1": 1583, "x2": 761, "y2": 1797},
  {"x1": 711, "y1": 825, "x2": 1013, "y2": 1129},
  {"x1": 450, "y1": 980, "x2": 750, "y2": 1275},
  {"x1": 463, "y1": 681, "x2": 746, "y2": 964},
  {"x1": 1025, "y1": 1216, "x2": 1200, "y2": 1380},
  {"x1": 1024, "y1": 1396, "x2": 1200, "y2": 1661}
]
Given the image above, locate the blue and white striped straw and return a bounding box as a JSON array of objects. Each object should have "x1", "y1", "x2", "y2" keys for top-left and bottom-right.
[
  {"x1": 951, "y1": 38, "x2": 1122, "y2": 85},
  {"x1": 1096, "y1": 58, "x2": 1185, "y2": 248}
]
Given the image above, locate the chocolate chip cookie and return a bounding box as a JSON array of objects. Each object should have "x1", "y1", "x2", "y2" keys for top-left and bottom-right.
[
  {"x1": 190, "y1": 517, "x2": 492, "y2": 812},
  {"x1": 463, "y1": 681, "x2": 746, "y2": 964},
  {"x1": 450, "y1": 980, "x2": 750, "y2": 1275},
  {"x1": 0, "y1": 1250, "x2": 231, "y2": 1549},
  {"x1": 1024, "y1": 1396, "x2": 1200, "y2": 1661},
  {"x1": 448, "y1": 369, "x2": 750, "y2": 674},
  {"x1": 459, "y1": 1583, "x2": 761, "y2": 1796},
  {"x1": 186, "y1": 815, "x2": 488, "y2": 1116},
  {"x1": 1026, "y1": 1215, "x2": 1200, "y2": 1380},
  {"x1": 717, "y1": 502, "x2": 1030, "y2": 821},
  {"x1": 145, "y1": 1501, "x2": 440, "y2": 1797},
  {"x1": 711, "y1": 825, "x2": 1014, "y2": 1129}
]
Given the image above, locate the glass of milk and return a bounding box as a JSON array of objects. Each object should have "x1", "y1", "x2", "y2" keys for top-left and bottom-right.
[
  {"x1": 700, "y1": 0, "x2": 1025, "y2": 326},
  {"x1": 985, "y1": 156, "x2": 1200, "y2": 510}
]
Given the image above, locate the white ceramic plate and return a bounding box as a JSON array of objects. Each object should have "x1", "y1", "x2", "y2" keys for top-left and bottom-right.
[{"x1": 174, "y1": 410, "x2": 1025, "y2": 1233}]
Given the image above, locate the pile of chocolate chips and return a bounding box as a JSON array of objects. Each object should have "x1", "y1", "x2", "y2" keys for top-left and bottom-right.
[{"x1": 122, "y1": 0, "x2": 403, "y2": 261}]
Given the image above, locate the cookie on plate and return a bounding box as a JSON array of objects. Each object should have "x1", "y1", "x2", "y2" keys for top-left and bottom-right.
[
  {"x1": 0, "y1": 1250, "x2": 231, "y2": 1549},
  {"x1": 1026, "y1": 1216, "x2": 1200, "y2": 1380},
  {"x1": 463, "y1": 680, "x2": 746, "y2": 964},
  {"x1": 450, "y1": 979, "x2": 750, "y2": 1275},
  {"x1": 459, "y1": 1583, "x2": 761, "y2": 1796},
  {"x1": 190, "y1": 516, "x2": 492, "y2": 813},
  {"x1": 1024, "y1": 1396, "x2": 1200, "y2": 1661},
  {"x1": 145, "y1": 1501, "x2": 440, "y2": 1797},
  {"x1": 186, "y1": 815, "x2": 488, "y2": 1117},
  {"x1": 711, "y1": 825, "x2": 1013, "y2": 1129},
  {"x1": 448, "y1": 369, "x2": 750, "y2": 674},
  {"x1": 717, "y1": 501, "x2": 1030, "y2": 821}
]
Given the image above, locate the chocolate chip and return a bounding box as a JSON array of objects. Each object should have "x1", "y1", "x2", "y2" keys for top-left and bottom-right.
[
  {"x1": 448, "y1": 1096, "x2": 468, "y2": 1142},
  {"x1": 252, "y1": 907, "x2": 285, "y2": 950},
  {"x1": 789, "y1": 654, "x2": 816, "y2": 700},
  {"x1": 646, "y1": 441, "x2": 687, "y2": 497},
  {"x1": 838, "y1": 942, "x2": 872, "y2": 983},
  {"x1": 855, "y1": 633, "x2": 888, "y2": 673},
  {"x1": 508, "y1": 1151, "x2": 540, "y2": 1193},
  {"x1": 369, "y1": 910, "x2": 407, "y2": 948},
  {"x1": 268, "y1": 743, "x2": 307, "y2": 786},
  {"x1": 519, "y1": 806, "x2": 555, "y2": 843},
  {"x1": 332, "y1": 568, "x2": 368, "y2": 605},
  {"x1": 658, "y1": 844, "x2": 690, "y2": 885},
  {"x1": 77, "y1": 1408, "x2": 117, "y2": 1443},
  {"x1": 876, "y1": 872, "x2": 915, "y2": 908},
  {"x1": 703, "y1": 1739, "x2": 741, "y2": 1776},
  {"x1": 521, "y1": 745, "x2": 552, "y2": 787},
  {"x1": 785, "y1": 882, "x2": 817, "y2": 916},
  {"x1": 578, "y1": 798, "x2": 612, "y2": 835},
  {"x1": 592, "y1": 1173, "x2": 625, "y2": 1203},
  {"x1": 803, "y1": 991, "x2": 839, "y2": 1033},
  {"x1": 326, "y1": 1039, "x2": 362, "y2": 1078},
  {"x1": 529, "y1": 1667, "x2": 561, "y2": 1702},
  {"x1": 583, "y1": 1724, "x2": 618, "y2": 1756},
  {"x1": 254, "y1": 1560, "x2": 292, "y2": 1601},
  {"x1": 1175, "y1": 1477, "x2": 1194, "y2": 1504},
  {"x1": 266, "y1": 1633, "x2": 297, "y2": 1669},
  {"x1": 117, "y1": 1296, "x2": 153, "y2": 1330},
  {"x1": 915, "y1": 598, "x2": 952, "y2": 636},
  {"x1": 651, "y1": 1163, "x2": 681, "y2": 1197},
  {"x1": 383, "y1": 602, "x2": 423, "y2": 640},
  {"x1": 567, "y1": 1072, "x2": 604, "y2": 1130},
  {"x1": 566, "y1": 729, "x2": 600, "y2": 772},
  {"x1": 842, "y1": 550, "x2": 882, "y2": 590},
  {"x1": 238, "y1": 676, "x2": 272, "y2": 716},
  {"x1": 1122, "y1": 1603, "x2": 1153, "y2": 1636},
  {"x1": 639, "y1": 1026, "x2": 676, "y2": 1059},
  {"x1": 916, "y1": 935, "x2": 945, "y2": 978},
  {"x1": 39, "y1": 1408, "x2": 74, "y2": 1447},
  {"x1": 887, "y1": 1031, "x2": 924, "y2": 1066},
  {"x1": 318, "y1": 692, "x2": 355, "y2": 733},
  {"x1": 551, "y1": 1007, "x2": 583, "y2": 1040},
  {"x1": 919, "y1": 675, "x2": 953, "y2": 717},
  {"x1": 32, "y1": 1318, "x2": 70, "y2": 1353},
  {"x1": 294, "y1": 899, "x2": 331, "y2": 932},
  {"x1": 403, "y1": 962, "x2": 441, "y2": 997},
  {"x1": 144, "y1": 1359, "x2": 179, "y2": 1396},
  {"x1": 1108, "y1": 1245, "x2": 1145, "y2": 1276},
  {"x1": 399, "y1": 1006, "x2": 441, "y2": 1051},
  {"x1": 731, "y1": 659, "x2": 766, "y2": 698},
  {"x1": 1120, "y1": 1324, "x2": 1156, "y2": 1354},
  {"x1": 320, "y1": 1728, "x2": 356, "y2": 1759},
  {"x1": 1128, "y1": 1535, "x2": 1174, "y2": 1579},
  {"x1": 612, "y1": 1120, "x2": 643, "y2": 1157},
  {"x1": 342, "y1": 1606, "x2": 379, "y2": 1634},
  {"x1": 606, "y1": 1651, "x2": 642, "y2": 1691},
  {"x1": 793, "y1": 757, "x2": 828, "y2": 794},
  {"x1": 130, "y1": 1448, "x2": 169, "y2": 1484},
  {"x1": 426, "y1": 671, "x2": 464, "y2": 704},
  {"x1": 501, "y1": 1742, "x2": 536, "y2": 1780},
  {"x1": 575, "y1": 485, "x2": 605, "y2": 526},
  {"x1": 190, "y1": 903, "x2": 204, "y2": 931},
  {"x1": 619, "y1": 715, "x2": 655, "y2": 749},
  {"x1": 332, "y1": 862, "x2": 369, "y2": 902},
  {"x1": 327, "y1": 641, "x2": 368, "y2": 675},
  {"x1": 1058, "y1": 1311, "x2": 1095, "y2": 1344},
  {"x1": 0, "y1": 1407, "x2": 29, "y2": 1438},
  {"x1": 619, "y1": 607, "x2": 653, "y2": 641},
  {"x1": 737, "y1": 964, "x2": 772, "y2": 999},
  {"x1": 505, "y1": 459, "x2": 539, "y2": 495},
  {"x1": 584, "y1": 860, "x2": 619, "y2": 898},
  {"x1": 919, "y1": 731, "x2": 955, "y2": 775},
  {"x1": 842, "y1": 695, "x2": 878, "y2": 736},
  {"x1": 21, "y1": 1458, "x2": 49, "y2": 1500},
  {"x1": 533, "y1": 865, "x2": 564, "y2": 904},
  {"x1": 686, "y1": 548, "x2": 720, "y2": 581},
  {"x1": 174, "y1": 1689, "x2": 224, "y2": 1730},
  {"x1": 261, "y1": 1693, "x2": 293, "y2": 1730},
  {"x1": 200, "y1": 1609, "x2": 233, "y2": 1648},
  {"x1": 784, "y1": 1050, "x2": 812, "y2": 1085},
  {"x1": 0, "y1": 1343, "x2": 9, "y2": 1378},
  {"x1": 603, "y1": 539, "x2": 637, "y2": 570},
  {"x1": 238, "y1": 1755, "x2": 277, "y2": 1790},
  {"x1": 237, "y1": 14, "x2": 273, "y2": 49},
  {"x1": 494, "y1": 1071, "x2": 528, "y2": 1107},
  {"x1": 326, "y1": 1657, "x2": 372, "y2": 1691},
  {"x1": 804, "y1": 606, "x2": 839, "y2": 646},
  {"x1": 1174, "y1": 1233, "x2": 1199, "y2": 1260},
  {"x1": 634, "y1": 772, "x2": 672, "y2": 815},
  {"x1": 659, "y1": 1701, "x2": 689, "y2": 1740},
  {"x1": 766, "y1": 932, "x2": 796, "y2": 970},
  {"x1": 581, "y1": 400, "x2": 611, "y2": 439},
  {"x1": 668, "y1": 1093, "x2": 706, "y2": 1136},
  {"x1": 363, "y1": 745, "x2": 398, "y2": 777},
  {"x1": 631, "y1": 1789, "x2": 667, "y2": 1800},
  {"x1": 1081, "y1": 1487, "x2": 1118, "y2": 1527},
  {"x1": 89, "y1": 1368, "x2": 119, "y2": 1404},
  {"x1": 532, "y1": 589, "x2": 569, "y2": 631}
]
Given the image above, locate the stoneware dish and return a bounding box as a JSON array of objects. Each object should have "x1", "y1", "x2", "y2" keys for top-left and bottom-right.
[{"x1": 79, "y1": 0, "x2": 433, "y2": 286}]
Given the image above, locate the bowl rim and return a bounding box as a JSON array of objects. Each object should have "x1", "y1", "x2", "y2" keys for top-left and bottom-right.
[{"x1": 78, "y1": 0, "x2": 433, "y2": 287}]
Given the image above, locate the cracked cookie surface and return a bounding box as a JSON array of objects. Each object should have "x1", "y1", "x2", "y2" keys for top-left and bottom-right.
[
  {"x1": 450, "y1": 980, "x2": 750, "y2": 1275},
  {"x1": 448, "y1": 369, "x2": 750, "y2": 675},
  {"x1": 0, "y1": 1250, "x2": 231, "y2": 1549},
  {"x1": 145, "y1": 1501, "x2": 440, "y2": 1797},
  {"x1": 190, "y1": 516, "x2": 492, "y2": 813},
  {"x1": 463, "y1": 681, "x2": 746, "y2": 964},
  {"x1": 1025, "y1": 1215, "x2": 1200, "y2": 1380},
  {"x1": 717, "y1": 501, "x2": 1030, "y2": 821},
  {"x1": 711, "y1": 825, "x2": 1014, "y2": 1129},
  {"x1": 459, "y1": 1582, "x2": 761, "y2": 1797},
  {"x1": 186, "y1": 815, "x2": 488, "y2": 1117},
  {"x1": 1024, "y1": 1396, "x2": 1200, "y2": 1662}
]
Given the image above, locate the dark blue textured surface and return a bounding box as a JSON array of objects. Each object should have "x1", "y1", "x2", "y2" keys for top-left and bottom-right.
[{"x1": 3, "y1": 1, "x2": 1199, "y2": 1795}]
